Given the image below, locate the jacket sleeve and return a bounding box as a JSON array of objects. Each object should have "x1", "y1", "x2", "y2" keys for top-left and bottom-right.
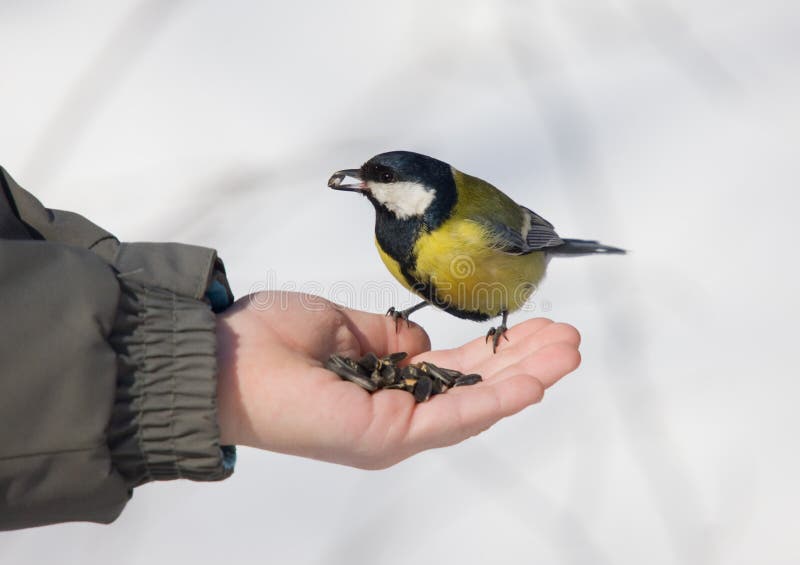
[{"x1": 0, "y1": 167, "x2": 235, "y2": 531}]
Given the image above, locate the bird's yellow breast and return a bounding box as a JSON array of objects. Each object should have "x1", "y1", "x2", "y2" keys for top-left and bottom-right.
[
  {"x1": 375, "y1": 239, "x2": 413, "y2": 291},
  {"x1": 376, "y1": 219, "x2": 547, "y2": 318}
]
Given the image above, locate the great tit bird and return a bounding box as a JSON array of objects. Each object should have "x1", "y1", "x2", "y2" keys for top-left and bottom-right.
[{"x1": 328, "y1": 151, "x2": 625, "y2": 352}]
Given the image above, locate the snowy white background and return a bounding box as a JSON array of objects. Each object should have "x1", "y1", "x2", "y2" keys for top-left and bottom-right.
[{"x1": 1, "y1": 1, "x2": 798, "y2": 563}]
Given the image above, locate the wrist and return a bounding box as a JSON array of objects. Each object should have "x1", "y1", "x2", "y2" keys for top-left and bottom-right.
[
  {"x1": 215, "y1": 308, "x2": 243, "y2": 446},
  {"x1": 109, "y1": 277, "x2": 235, "y2": 484}
]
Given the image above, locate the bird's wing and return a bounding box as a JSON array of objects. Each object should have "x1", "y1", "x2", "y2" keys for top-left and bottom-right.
[
  {"x1": 520, "y1": 206, "x2": 564, "y2": 250},
  {"x1": 453, "y1": 169, "x2": 563, "y2": 254},
  {"x1": 475, "y1": 218, "x2": 528, "y2": 254},
  {"x1": 470, "y1": 206, "x2": 563, "y2": 255}
]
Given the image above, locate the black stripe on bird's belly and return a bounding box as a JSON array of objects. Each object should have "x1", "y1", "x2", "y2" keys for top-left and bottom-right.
[
  {"x1": 402, "y1": 270, "x2": 494, "y2": 323},
  {"x1": 436, "y1": 299, "x2": 493, "y2": 322},
  {"x1": 374, "y1": 210, "x2": 423, "y2": 273},
  {"x1": 374, "y1": 210, "x2": 491, "y2": 323}
]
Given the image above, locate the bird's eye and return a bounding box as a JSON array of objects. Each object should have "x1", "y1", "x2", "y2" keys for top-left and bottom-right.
[{"x1": 380, "y1": 171, "x2": 395, "y2": 183}]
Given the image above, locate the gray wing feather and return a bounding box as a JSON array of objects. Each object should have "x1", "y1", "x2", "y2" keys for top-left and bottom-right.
[
  {"x1": 521, "y1": 206, "x2": 555, "y2": 228},
  {"x1": 521, "y1": 206, "x2": 563, "y2": 249},
  {"x1": 480, "y1": 220, "x2": 528, "y2": 253},
  {"x1": 525, "y1": 224, "x2": 564, "y2": 249},
  {"x1": 471, "y1": 206, "x2": 563, "y2": 255}
]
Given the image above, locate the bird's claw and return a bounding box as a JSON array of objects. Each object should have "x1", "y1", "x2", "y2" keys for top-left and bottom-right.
[
  {"x1": 485, "y1": 324, "x2": 509, "y2": 353},
  {"x1": 386, "y1": 306, "x2": 412, "y2": 332}
]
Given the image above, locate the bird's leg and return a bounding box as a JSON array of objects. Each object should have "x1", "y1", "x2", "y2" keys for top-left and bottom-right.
[
  {"x1": 485, "y1": 310, "x2": 510, "y2": 353},
  {"x1": 386, "y1": 301, "x2": 429, "y2": 332}
]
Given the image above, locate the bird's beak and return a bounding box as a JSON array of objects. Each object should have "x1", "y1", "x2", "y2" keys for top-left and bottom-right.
[{"x1": 328, "y1": 169, "x2": 365, "y2": 193}]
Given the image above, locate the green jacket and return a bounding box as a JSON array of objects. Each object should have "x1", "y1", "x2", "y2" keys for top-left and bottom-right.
[{"x1": 0, "y1": 167, "x2": 235, "y2": 530}]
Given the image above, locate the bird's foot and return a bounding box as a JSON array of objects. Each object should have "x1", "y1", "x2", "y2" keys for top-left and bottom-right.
[
  {"x1": 485, "y1": 324, "x2": 510, "y2": 353},
  {"x1": 386, "y1": 306, "x2": 413, "y2": 332}
]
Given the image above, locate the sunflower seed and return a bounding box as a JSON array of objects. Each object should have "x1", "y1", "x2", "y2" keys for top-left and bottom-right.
[
  {"x1": 413, "y1": 375, "x2": 434, "y2": 402},
  {"x1": 383, "y1": 351, "x2": 408, "y2": 363},
  {"x1": 325, "y1": 357, "x2": 378, "y2": 391},
  {"x1": 325, "y1": 352, "x2": 481, "y2": 401},
  {"x1": 419, "y1": 362, "x2": 457, "y2": 387},
  {"x1": 357, "y1": 352, "x2": 380, "y2": 373},
  {"x1": 430, "y1": 379, "x2": 446, "y2": 395},
  {"x1": 453, "y1": 374, "x2": 482, "y2": 387}
]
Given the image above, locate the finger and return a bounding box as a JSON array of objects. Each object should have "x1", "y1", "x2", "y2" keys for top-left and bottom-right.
[
  {"x1": 411, "y1": 318, "x2": 576, "y2": 381},
  {"x1": 468, "y1": 322, "x2": 582, "y2": 378},
  {"x1": 405, "y1": 374, "x2": 545, "y2": 451},
  {"x1": 341, "y1": 307, "x2": 431, "y2": 358},
  {"x1": 413, "y1": 317, "x2": 555, "y2": 372},
  {"x1": 486, "y1": 342, "x2": 582, "y2": 388},
  {"x1": 528, "y1": 321, "x2": 581, "y2": 348}
]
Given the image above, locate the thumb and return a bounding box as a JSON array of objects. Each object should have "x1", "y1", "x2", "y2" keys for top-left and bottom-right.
[{"x1": 341, "y1": 307, "x2": 431, "y2": 358}]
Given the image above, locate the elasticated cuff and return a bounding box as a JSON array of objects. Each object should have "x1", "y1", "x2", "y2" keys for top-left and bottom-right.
[{"x1": 108, "y1": 278, "x2": 234, "y2": 487}]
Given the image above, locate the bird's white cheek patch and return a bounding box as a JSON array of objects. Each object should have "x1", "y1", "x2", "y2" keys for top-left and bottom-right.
[{"x1": 368, "y1": 181, "x2": 436, "y2": 219}]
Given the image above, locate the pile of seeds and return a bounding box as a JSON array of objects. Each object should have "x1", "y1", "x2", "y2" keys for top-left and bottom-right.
[{"x1": 325, "y1": 352, "x2": 482, "y2": 403}]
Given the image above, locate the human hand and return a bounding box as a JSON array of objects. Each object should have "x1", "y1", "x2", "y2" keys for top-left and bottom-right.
[{"x1": 215, "y1": 292, "x2": 581, "y2": 469}]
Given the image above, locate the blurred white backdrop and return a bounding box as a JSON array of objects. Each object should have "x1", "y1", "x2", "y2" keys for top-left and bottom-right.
[{"x1": 1, "y1": 1, "x2": 799, "y2": 563}]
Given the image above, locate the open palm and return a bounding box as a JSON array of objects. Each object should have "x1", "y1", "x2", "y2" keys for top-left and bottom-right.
[{"x1": 216, "y1": 291, "x2": 581, "y2": 469}]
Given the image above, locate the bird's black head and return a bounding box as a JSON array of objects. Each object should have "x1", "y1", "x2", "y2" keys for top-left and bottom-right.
[
  {"x1": 329, "y1": 151, "x2": 457, "y2": 227},
  {"x1": 360, "y1": 151, "x2": 451, "y2": 188}
]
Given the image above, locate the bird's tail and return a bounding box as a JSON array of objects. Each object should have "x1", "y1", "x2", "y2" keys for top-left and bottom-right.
[{"x1": 548, "y1": 238, "x2": 626, "y2": 257}]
